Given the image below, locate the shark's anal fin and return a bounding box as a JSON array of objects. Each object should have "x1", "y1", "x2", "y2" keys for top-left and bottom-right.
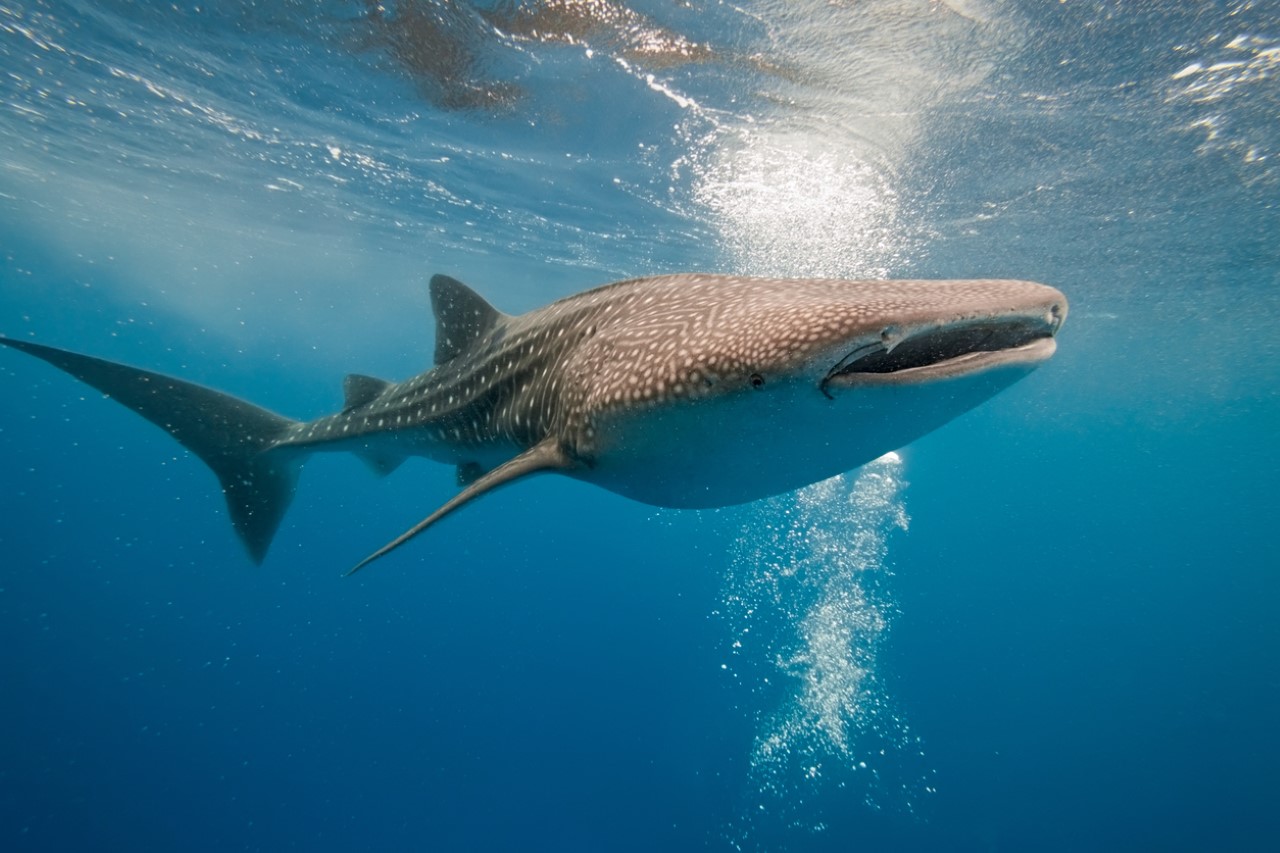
[
  {"x1": 355, "y1": 445, "x2": 407, "y2": 477},
  {"x1": 430, "y1": 274, "x2": 508, "y2": 365},
  {"x1": 344, "y1": 374, "x2": 404, "y2": 475},
  {"x1": 347, "y1": 438, "x2": 573, "y2": 575}
]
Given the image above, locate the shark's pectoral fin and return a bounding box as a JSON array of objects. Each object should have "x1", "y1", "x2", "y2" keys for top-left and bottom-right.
[{"x1": 347, "y1": 438, "x2": 575, "y2": 575}]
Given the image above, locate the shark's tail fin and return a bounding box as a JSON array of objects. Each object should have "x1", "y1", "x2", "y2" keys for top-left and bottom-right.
[{"x1": 1, "y1": 336, "x2": 303, "y2": 563}]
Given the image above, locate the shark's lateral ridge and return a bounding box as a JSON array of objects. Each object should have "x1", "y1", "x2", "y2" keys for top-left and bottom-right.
[{"x1": 1, "y1": 273, "x2": 1067, "y2": 572}]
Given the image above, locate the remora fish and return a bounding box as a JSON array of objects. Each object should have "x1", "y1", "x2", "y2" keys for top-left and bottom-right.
[{"x1": 0, "y1": 274, "x2": 1067, "y2": 572}]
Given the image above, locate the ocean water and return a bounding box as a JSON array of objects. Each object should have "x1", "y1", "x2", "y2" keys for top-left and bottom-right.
[{"x1": 1, "y1": 1, "x2": 1277, "y2": 850}]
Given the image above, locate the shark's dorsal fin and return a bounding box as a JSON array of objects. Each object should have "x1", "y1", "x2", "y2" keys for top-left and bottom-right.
[
  {"x1": 347, "y1": 438, "x2": 574, "y2": 575},
  {"x1": 430, "y1": 274, "x2": 506, "y2": 365},
  {"x1": 342, "y1": 373, "x2": 391, "y2": 412}
]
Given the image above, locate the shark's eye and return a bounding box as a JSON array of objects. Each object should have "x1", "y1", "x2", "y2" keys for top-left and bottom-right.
[{"x1": 749, "y1": 373, "x2": 765, "y2": 388}]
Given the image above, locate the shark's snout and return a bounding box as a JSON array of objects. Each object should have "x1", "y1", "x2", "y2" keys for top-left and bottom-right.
[{"x1": 822, "y1": 283, "x2": 1068, "y2": 392}]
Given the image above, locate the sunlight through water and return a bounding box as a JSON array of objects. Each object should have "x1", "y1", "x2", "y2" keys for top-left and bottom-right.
[
  {"x1": 682, "y1": 0, "x2": 1018, "y2": 278},
  {"x1": 1167, "y1": 29, "x2": 1280, "y2": 183}
]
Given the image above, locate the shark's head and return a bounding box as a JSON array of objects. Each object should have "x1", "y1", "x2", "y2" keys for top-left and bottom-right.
[
  {"x1": 767, "y1": 277, "x2": 1066, "y2": 396},
  {"x1": 570, "y1": 275, "x2": 1067, "y2": 508}
]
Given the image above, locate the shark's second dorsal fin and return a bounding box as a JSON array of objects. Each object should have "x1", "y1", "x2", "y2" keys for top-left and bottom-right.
[
  {"x1": 429, "y1": 274, "x2": 506, "y2": 365},
  {"x1": 343, "y1": 374, "x2": 391, "y2": 412}
]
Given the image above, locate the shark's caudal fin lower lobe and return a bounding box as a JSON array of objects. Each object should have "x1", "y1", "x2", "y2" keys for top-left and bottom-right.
[{"x1": 0, "y1": 336, "x2": 303, "y2": 563}]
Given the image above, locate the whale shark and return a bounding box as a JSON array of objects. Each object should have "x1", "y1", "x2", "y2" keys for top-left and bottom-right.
[{"x1": 0, "y1": 273, "x2": 1066, "y2": 572}]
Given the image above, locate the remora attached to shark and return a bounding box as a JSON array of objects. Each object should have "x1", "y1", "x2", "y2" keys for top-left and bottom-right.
[{"x1": 0, "y1": 274, "x2": 1067, "y2": 572}]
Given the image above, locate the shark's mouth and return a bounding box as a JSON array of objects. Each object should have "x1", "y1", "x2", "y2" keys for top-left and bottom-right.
[{"x1": 822, "y1": 316, "x2": 1059, "y2": 393}]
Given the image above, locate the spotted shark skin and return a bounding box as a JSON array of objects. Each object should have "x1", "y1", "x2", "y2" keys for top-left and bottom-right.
[{"x1": 0, "y1": 273, "x2": 1066, "y2": 572}]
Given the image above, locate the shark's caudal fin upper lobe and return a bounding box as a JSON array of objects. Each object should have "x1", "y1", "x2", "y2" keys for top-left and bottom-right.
[{"x1": 0, "y1": 336, "x2": 302, "y2": 563}]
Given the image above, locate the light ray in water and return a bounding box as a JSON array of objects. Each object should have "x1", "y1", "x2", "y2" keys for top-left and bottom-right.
[{"x1": 720, "y1": 452, "x2": 933, "y2": 842}]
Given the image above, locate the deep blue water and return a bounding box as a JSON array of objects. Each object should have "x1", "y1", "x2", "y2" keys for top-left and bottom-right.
[{"x1": 1, "y1": 1, "x2": 1277, "y2": 850}]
